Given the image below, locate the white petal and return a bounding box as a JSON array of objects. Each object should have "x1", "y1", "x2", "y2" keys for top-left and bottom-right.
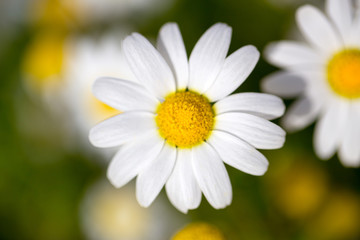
[
  {"x1": 296, "y1": 5, "x2": 342, "y2": 53},
  {"x1": 264, "y1": 41, "x2": 321, "y2": 68},
  {"x1": 349, "y1": 13, "x2": 360, "y2": 47},
  {"x1": 122, "y1": 33, "x2": 176, "y2": 99},
  {"x1": 326, "y1": 0, "x2": 352, "y2": 42},
  {"x1": 215, "y1": 112, "x2": 285, "y2": 149},
  {"x1": 204, "y1": 45, "x2": 259, "y2": 101},
  {"x1": 107, "y1": 131, "x2": 164, "y2": 188},
  {"x1": 188, "y1": 23, "x2": 232, "y2": 93},
  {"x1": 214, "y1": 92, "x2": 285, "y2": 120},
  {"x1": 157, "y1": 23, "x2": 189, "y2": 90},
  {"x1": 208, "y1": 130, "x2": 269, "y2": 176},
  {"x1": 165, "y1": 149, "x2": 201, "y2": 213},
  {"x1": 261, "y1": 71, "x2": 306, "y2": 99},
  {"x1": 282, "y1": 96, "x2": 323, "y2": 132},
  {"x1": 93, "y1": 77, "x2": 159, "y2": 112},
  {"x1": 192, "y1": 143, "x2": 232, "y2": 209},
  {"x1": 136, "y1": 144, "x2": 176, "y2": 207},
  {"x1": 89, "y1": 111, "x2": 156, "y2": 147},
  {"x1": 339, "y1": 104, "x2": 360, "y2": 167},
  {"x1": 314, "y1": 99, "x2": 349, "y2": 160}
]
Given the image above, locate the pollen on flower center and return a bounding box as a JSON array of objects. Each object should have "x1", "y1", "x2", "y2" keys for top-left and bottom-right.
[
  {"x1": 327, "y1": 49, "x2": 360, "y2": 99},
  {"x1": 156, "y1": 91, "x2": 214, "y2": 148}
]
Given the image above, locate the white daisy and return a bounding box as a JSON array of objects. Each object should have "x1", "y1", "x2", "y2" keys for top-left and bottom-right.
[
  {"x1": 262, "y1": 0, "x2": 360, "y2": 167},
  {"x1": 89, "y1": 22, "x2": 286, "y2": 213}
]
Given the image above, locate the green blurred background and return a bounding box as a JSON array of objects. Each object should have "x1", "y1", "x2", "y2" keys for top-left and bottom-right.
[{"x1": 1, "y1": 0, "x2": 360, "y2": 239}]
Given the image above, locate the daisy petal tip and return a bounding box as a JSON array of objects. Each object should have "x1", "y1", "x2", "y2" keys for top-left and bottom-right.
[
  {"x1": 210, "y1": 22, "x2": 232, "y2": 38},
  {"x1": 338, "y1": 152, "x2": 360, "y2": 168},
  {"x1": 246, "y1": 44, "x2": 260, "y2": 57},
  {"x1": 255, "y1": 166, "x2": 268, "y2": 176},
  {"x1": 273, "y1": 129, "x2": 286, "y2": 149},
  {"x1": 136, "y1": 195, "x2": 152, "y2": 208},
  {"x1": 88, "y1": 128, "x2": 101, "y2": 147},
  {"x1": 251, "y1": 160, "x2": 269, "y2": 176},
  {"x1": 171, "y1": 202, "x2": 189, "y2": 214},
  {"x1": 278, "y1": 99, "x2": 286, "y2": 118},
  {"x1": 313, "y1": 145, "x2": 333, "y2": 161},
  {"x1": 281, "y1": 116, "x2": 302, "y2": 134},
  {"x1": 161, "y1": 22, "x2": 179, "y2": 30},
  {"x1": 92, "y1": 77, "x2": 115, "y2": 97},
  {"x1": 296, "y1": 4, "x2": 317, "y2": 17},
  {"x1": 212, "y1": 198, "x2": 232, "y2": 210},
  {"x1": 342, "y1": 161, "x2": 360, "y2": 168},
  {"x1": 213, "y1": 22, "x2": 231, "y2": 30},
  {"x1": 106, "y1": 172, "x2": 122, "y2": 189}
]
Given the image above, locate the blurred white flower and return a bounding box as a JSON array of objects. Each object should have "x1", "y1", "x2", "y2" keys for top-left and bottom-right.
[
  {"x1": 263, "y1": 0, "x2": 360, "y2": 167},
  {"x1": 62, "y1": 29, "x2": 141, "y2": 158},
  {"x1": 89, "y1": 22, "x2": 285, "y2": 213},
  {"x1": 62, "y1": 31, "x2": 136, "y2": 153},
  {"x1": 80, "y1": 180, "x2": 185, "y2": 240},
  {"x1": 21, "y1": 31, "x2": 69, "y2": 113},
  {"x1": 266, "y1": 0, "x2": 322, "y2": 9},
  {"x1": 64, "y1": 0, "x2": 174, "y2": 23}
]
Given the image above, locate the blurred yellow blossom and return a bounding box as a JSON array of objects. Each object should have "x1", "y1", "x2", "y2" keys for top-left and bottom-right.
[
  {"x1": 172, "y1": 223, "x2": 226, "y2": 240},
  {"x1": 22, "y1": 31, "x2": 66, "y2": 94},
  {"x1": 265, "y1": 154, "x2": 329, "y2": 220},
  {"x1": 29, "y1": 0, "x2": 77, "y2": 29},
  {"x1": 80, "y1": 180, "x2": 185, "y2": 240},
  {"x1": 305, "y1": 190, "x2": 360, "y2": 240}
]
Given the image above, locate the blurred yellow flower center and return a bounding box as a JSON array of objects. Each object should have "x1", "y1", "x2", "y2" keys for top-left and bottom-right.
[
  {"x1": 156, "y1": 91, "x2": 214, "y2": 148},
  {"x1": 327, "y1": 49, "x2": 360, "y2": 99},
  {"x1": 89, "y1": 94, "x2": 120, "y2": 122},
  {"x1": 90, "y1": 187, "x2": 149, "y2": 239},
  {"x1": 22, "y1": 32, "x2": 65, "y2": 91},
  {"x1": 172, "y1": 223, "x2": 225, "y2": 240}
]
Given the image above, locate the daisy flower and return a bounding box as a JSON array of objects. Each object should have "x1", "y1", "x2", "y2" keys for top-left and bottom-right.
[
  {"x1": 89, "y1": 22, "x2": 286, "y2": 213},
  {"x1": 262, "y1": 0, "x2": 360, "y2": 167}
]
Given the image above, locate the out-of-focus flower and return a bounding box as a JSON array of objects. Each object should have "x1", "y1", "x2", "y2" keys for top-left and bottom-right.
[
  {"x1": 80, "y1": 180, "x2": 184, "y2": 240},
  {"x1": 304, "y1": 190, "x2": 360, "y2": 240},
  {"x1": 62, "y1": 31, "x2": 136, "y2": 145},
  {"x1": 29, "y1": 0, "x2": 78, "y2": 29},
  {"x1": 28, "y1": 0, "x2": 175, "y2": 30},
  {"x1": 171, "y1": 223, "x2": 226, "y2": 240},
  {"x1": 66, "y1": 0, "x2": 174, "y2": 23},
  {"x1": 89, "y1": 22, "x2": 286, "y2": 213},
  {"x1": 21, "y1": 31, "x2": 67, "y2": 103},
  {"x1": 265, "y1": 0, "x2": 323, "y2": 9},
  {"x1": 262, "y1": 0, "x2": 360, "y2": 167},
  {"x1": 264, "y1": 154, "x2": 329, "y2": 220}
]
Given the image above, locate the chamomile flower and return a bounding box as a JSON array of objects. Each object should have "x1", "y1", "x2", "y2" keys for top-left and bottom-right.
[
  {"x1": 262, "y1": 0, "x2": 360, "y2": 167},
  {"x1": 89, "y1": 23, "x2": 286, "y2": 213}
]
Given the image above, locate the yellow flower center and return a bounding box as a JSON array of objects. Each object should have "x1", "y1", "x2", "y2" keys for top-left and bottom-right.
[
  {"x1": 156, "y1": 91, "x2": 214, "y2": 148},
  {"x1": 327, "y1": 49, "x2": 360, "y2": 99},
  {"x1": 171, "y1": 223, "x2": 225, "y2": 240}
]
